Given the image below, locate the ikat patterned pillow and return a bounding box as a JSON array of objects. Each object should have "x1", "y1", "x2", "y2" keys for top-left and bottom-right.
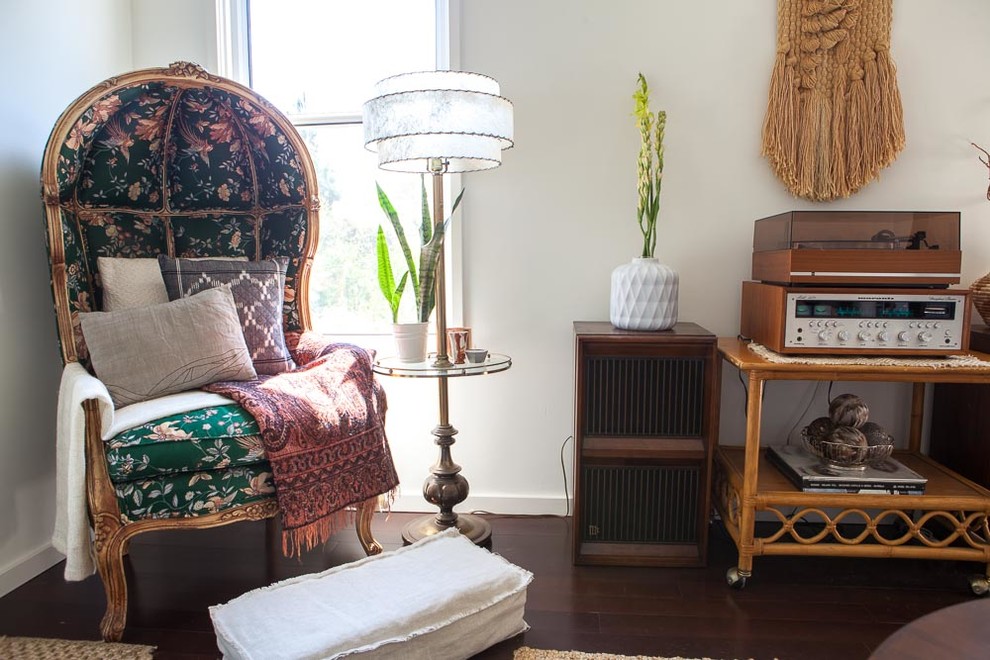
[{"x1": 158, "y1": 256, "x2": 296, "y2": 375}]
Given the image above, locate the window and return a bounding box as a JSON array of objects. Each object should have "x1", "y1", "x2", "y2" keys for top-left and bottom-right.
[{"x1": 243, "y1": 0, "x2": 450, "y2": 338}]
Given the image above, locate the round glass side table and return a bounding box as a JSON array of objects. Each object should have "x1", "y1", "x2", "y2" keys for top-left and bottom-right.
[
  {"x1": 373, "y1": 352, "x2": 512, "y2": 547},
  {"x1": 374, "y1": 353, "x2": 511, "y2": 378}
]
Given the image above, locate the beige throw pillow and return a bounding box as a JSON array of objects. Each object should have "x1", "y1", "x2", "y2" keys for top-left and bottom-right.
[
  {"x1": 98, "y1": 257, "x2": 170, "y2": 311},
  {"x1": 80, "y1": 285, "x2": 257, "y2": 408}
]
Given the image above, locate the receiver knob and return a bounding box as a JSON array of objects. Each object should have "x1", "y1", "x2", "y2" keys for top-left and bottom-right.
[
  {"x1": 818, "y1": 330, "x2": 832, "y2": 341},
  {"x1": 877, "y1": 331, "x2": 891, "y2": 343},
  {"x1": 858, "y1": 330, "x2": 872, "y2": 342},
  {"x1": 918, "y1": 331, "x2": 933, "y2": 343},
  {"x1": 837, "y1": 330, "x2": 850, "y2": 342},
  {"x1": 898, "y1": 330, "x2": 911, "y2": 342}
]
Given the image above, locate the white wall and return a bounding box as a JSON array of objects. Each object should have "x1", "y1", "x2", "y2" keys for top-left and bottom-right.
[
  {"x1": 131, "y1": 0, "x2": 217, "y2": 71},
  {"x1": 0, "y1": 0, "x2": 133, "y2": 596}
]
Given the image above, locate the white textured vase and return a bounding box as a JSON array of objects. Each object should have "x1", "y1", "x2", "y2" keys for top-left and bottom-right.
[
  {"x1": 393, "y1": 322, "x2": 429, "y2": 363},
  {"x1": 609, "y1": 257, "x2": 679, "y2": 331}
]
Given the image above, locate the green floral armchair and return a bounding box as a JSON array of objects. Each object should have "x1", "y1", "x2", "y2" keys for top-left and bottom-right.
[{"x1": 42, "y1": 62, "x2": 384, "y2": 641}]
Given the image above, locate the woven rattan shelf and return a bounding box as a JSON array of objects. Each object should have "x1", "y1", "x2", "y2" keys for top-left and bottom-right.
[{"x1": 714, "y1": 337, "x2": 990, "y2": 593}]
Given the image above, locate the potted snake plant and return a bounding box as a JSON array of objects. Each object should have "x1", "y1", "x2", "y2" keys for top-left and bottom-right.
[{"x1": 376, "y1": 177, "x2": 463, "y2": 362}]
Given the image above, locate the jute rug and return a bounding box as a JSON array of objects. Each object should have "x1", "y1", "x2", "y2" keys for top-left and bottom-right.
[
  {"x1": 0, "y1": 635, "x2": 155, "y2": 659},
  {"x1": 513, "y1": 648, "x2": 717, "y2": 660}
]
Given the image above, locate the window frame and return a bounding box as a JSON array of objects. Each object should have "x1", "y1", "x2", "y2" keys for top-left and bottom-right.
[{"x1": 215, "y1": 0, "x2": 464, "y2": 339}]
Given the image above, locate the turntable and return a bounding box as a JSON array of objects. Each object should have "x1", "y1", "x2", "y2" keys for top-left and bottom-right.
[{"x1": 752, "y1": 210, "x2": 961, "y2": 287}]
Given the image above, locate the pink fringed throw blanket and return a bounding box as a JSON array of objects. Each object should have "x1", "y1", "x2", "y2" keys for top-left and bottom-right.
[{"x1": 205, "y1": 333, "x2": 398, "y2": 556}]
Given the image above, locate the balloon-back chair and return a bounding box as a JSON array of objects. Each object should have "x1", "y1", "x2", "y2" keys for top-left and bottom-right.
[{"x1": 41, "y1": 62, "x2": 384, "y2": 641}]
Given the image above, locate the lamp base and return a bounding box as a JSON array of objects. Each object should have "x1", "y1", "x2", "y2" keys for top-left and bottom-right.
[{"x1": 401, "y1": 513, "x2": 492, "y2": 549}]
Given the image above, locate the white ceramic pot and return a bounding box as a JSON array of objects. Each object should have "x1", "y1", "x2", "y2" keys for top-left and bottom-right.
[
  {"x1": 393, "y1": 322, "x2": 429, "y2": 362},
  {"x1": 609, "y1": 257, "x2": 679, "y2": 331}
]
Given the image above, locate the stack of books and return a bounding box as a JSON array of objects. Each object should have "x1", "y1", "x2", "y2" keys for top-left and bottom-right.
[{"x1": 767, "y1": 444, "x2": 927, "y2": 494}]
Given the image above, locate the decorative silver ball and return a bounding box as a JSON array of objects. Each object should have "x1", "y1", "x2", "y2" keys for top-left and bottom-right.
[
  {"x1": 804, "y1": 416, "x2": 834, "y2": 444},
  {"x1": 829, "y1": 394, "x2": 870, "y2": 428},
  {"x1": 860, "y1": 421, "x2": 893, "y2": 447},
  {"x1": 827, "y1": 426, "x2": 868, "y2": 462}
]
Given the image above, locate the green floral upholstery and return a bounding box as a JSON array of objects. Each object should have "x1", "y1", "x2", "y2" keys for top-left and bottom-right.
[
  {"x1": 106, "y1": 405, "x2": 262, "y2": 481},
  {"x1": 172, "y1": 214, "x2": 257, "y2": 258},
  {"x1": 260, "y1": 208, "x2": 308, "y2": 330},
  {"x1": 45, "y1": 67, "x2": 314, "y2": 364},
  {"x1": 114, "y1": 465, "x2": 274, "y2": 523},
  {"x1": 105, "y1": 403, "x2": 274, "y2": 521},
  {"x1": 57, "y1": 211, "x2": 93, "y2": 360},
  {"x1": 56, "y1": 83, "x2": 175, "y2": 207},
  {"x1": 79, "y1": 212, "x2": 167, "y2": 261}
]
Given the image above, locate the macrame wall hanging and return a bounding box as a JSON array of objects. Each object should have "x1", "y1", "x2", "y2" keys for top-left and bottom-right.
[{"x1": 762, "y1": 0, "x2": 905, "y2": 201}]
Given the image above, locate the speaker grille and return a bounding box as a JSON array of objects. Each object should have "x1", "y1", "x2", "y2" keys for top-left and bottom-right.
[
  {"x1": 580, "y1": 464, "x2": 700, "y2": 543},
  {"x1": 583, "y1": 355, "x2": 705, "y2": 437}
]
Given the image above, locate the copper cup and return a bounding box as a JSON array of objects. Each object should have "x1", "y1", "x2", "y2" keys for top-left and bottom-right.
[{"x1": 446, "y1": 327, "x2": 471, "y2": 364}]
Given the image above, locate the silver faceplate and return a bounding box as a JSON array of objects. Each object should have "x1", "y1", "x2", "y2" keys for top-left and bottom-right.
[{"x1": 784, "y1": 291, "x2": 967, "y2": 352}]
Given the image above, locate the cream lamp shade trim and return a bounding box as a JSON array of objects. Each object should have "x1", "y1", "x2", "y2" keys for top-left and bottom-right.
[{"x1": 363, "y1": 70, "x2": 513, "y2": 172}]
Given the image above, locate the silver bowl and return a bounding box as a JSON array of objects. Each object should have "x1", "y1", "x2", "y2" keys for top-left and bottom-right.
[{"x1": 802, "y1": 429, "x2": 893, "y2": 470}]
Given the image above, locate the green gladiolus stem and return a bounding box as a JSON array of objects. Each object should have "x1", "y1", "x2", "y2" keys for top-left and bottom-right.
[{"x1": 633, "y1": 74, "x2": 665, "y2": 259}]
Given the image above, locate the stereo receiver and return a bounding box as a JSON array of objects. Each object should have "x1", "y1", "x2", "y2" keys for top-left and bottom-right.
[{"x1": 741, "y1": 281, "x2": 971, "y2": 356}]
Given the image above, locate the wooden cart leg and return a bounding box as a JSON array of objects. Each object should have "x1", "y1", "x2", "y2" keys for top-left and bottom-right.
[
  {"x1": 730, "y1": 372, "x2": 765, "y2": 588},
  {"x1": 726, "y1": 566, "x2": 750, "y2": 589},
  {"x1": 355, "y1": 496, "x2": 383, "y2": 556},
  {"x1": 908, "y1": 382, "x2": 925, "y2": 454}
]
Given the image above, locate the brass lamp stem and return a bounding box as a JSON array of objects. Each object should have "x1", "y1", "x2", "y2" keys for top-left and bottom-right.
[{"x1": 431, "y1": 170, "x2": 451, "y2": 372}]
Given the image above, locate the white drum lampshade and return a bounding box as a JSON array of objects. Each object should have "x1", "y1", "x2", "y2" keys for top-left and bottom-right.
[{"x1": 362, "y1": 70, "x2": 513, "y2": 173}]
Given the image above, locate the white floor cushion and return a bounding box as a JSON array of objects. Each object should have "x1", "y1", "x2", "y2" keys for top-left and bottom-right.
[{"x1": 210, "y1": 528, "x2": 533, "y2": 660}]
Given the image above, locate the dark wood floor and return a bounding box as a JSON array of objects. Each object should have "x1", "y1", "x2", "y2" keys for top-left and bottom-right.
[{"x1": 0, "y1": 513, "x2": 982, "y2": 659}]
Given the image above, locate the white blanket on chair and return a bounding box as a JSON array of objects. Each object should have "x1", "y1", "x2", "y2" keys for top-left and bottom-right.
[
  {"x1": 53, "y1": 363, "x2": 113, "y2": 581},
  {"x1": 53, "y1": 362, "x2": 234, "y2": 581}
]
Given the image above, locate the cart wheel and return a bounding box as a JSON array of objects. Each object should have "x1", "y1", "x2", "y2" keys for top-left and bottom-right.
[
  {"x1": 726, "y1": 567, "x2": 748, "y2": 589},
  {"x1": 968, "y1": 575, "x2": 990, "y2": 596}
]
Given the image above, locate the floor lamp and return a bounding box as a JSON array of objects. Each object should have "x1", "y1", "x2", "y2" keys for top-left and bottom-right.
[{"x1": 363, "y1": 71, "x2": 513, "y2": 544}]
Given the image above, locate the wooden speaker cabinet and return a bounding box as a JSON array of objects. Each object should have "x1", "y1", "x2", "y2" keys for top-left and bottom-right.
[{"x1": 572, "y1": 322, "x2": 721, "y2": 567}]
